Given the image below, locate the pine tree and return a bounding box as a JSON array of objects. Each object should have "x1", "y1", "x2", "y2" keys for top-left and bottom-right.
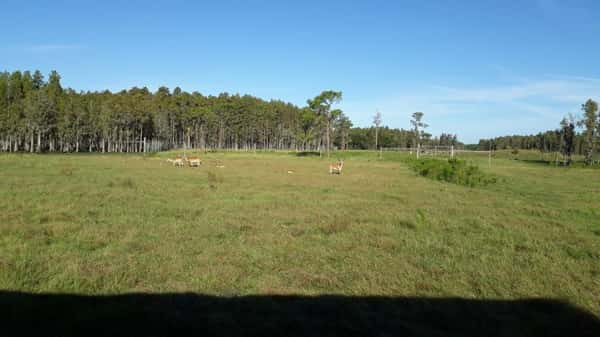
[
  {"x1": 560, "y1": 116, "x2": 576, "y2": 166},
  {"x1": 307, "y1": 91, "x2": 342, "y2": 157},
  {"x1": 580, "y1": 99, "x2": 598, "y2": 165}
]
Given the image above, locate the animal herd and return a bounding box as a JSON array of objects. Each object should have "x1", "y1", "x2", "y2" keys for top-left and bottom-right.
[
  {"x1": 166, "y1": 155, "x2": 202, "y2": 167},
  {"x1": 166, "y1": 155, "x2": 344, "y2": 174}
]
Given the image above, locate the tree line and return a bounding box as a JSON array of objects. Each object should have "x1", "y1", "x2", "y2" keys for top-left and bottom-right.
[
  {"x1": 348, "y1": 111, "x2": 460, "y2": 150},
  {"x1": 0, "y1": 70, "x2": 351, "y2": 153},
  {"x1": 348, "y1": 127, "x2": 459, "y2": 149},
  {"x1": 0, "y1": 70, "x2": 462, "y2": 154},
  {"x1": 475, "y1": 99, "x2": 599, "y2": 165}
]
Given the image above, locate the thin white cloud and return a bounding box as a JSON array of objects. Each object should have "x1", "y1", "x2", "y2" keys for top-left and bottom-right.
[
  {"x1": 341, "y1": 75, "x2": 600, "y2": 142},
  {"x1": 432, "y1": 78, "x2": 600, "y2": 104}
]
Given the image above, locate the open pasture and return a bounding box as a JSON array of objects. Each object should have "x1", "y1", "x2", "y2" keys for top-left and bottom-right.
[{"x1": 1, "y1": 151, "x2": 599, "y2": 327}]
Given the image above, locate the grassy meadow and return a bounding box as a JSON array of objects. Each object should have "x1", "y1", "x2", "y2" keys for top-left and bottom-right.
[{"x1": 1, "y1": 150, "x2": 599, "y2": 333}]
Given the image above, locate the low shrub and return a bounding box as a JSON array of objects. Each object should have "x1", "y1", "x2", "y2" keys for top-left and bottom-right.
[
  {"x1": 107, "y1": 177, "x2": 136, "y2": 189},
  {"x1": 404, "y1": 158, "x2": 496, "y2": 187},
  {"x1": 295, "y1": 151, "x2": 321, "y2": 157}
]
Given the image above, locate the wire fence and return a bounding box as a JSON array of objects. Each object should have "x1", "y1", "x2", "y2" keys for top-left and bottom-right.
[{"x1": 381, "y1": 145, "x2": 494, "y2": 166}]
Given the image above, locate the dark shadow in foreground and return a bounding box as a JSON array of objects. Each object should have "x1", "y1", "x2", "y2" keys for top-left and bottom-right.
[{"x1": 1, "y1": 291, "x2": 599, "y2": 337}]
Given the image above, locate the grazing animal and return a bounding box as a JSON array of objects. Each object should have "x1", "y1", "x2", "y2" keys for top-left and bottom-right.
[
  {"x1": 167, "y1": 156, "x2": 184, "y2": 167},
  {"x1": 329, "y1": 160, "x2": 344, "y2": 174},
  {"x1": 185, "y1": 156, "x2": 202, "y2": 167},
  {"x1": 287, "y1": 170, "x2": 294, "y2": 174}
]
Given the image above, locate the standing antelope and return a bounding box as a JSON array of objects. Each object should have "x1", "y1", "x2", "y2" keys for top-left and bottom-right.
[
  {"x1": 185, "y1": 156, "x2": 202, "y2": 167},
  {"x1": 329, "y1": 160, "x2": 344, "y2": 174},
  {"x1": 167, "y1": 156, "x2": 184, "y2": 167}
]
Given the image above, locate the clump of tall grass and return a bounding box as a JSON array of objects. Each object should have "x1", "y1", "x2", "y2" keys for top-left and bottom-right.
[
  {"x1": 404, "y1": 158, "x2": 496, "y2": 187},
  {"x1": 59, "y1": 166, "x2": 75, "y2": 176},
  {"x1": 107, "y1": 177, "x2": 136, "y2": 189},
  {"x1": 320, "y1": 217, "x2": 350, "y2": 235},
  {"x1": 207, "y1": 171, "x2": 223, "y2": 190}
]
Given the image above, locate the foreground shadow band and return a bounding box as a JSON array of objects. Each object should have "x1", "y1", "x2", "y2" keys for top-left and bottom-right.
[{"x1": 1, "y1": 291, "x2": 599, "y2": 337}]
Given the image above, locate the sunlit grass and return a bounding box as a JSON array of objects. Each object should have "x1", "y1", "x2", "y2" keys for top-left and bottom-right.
[{"x1": 0, "y1": 150, "x2": 598, "y2": 315}]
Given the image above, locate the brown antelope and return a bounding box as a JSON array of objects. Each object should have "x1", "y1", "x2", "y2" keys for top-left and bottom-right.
[
  {"x1": 167, "y1": 156, "x2": 184, "y2": 167},
  {"x1": 185, "y1": 156, "x2": 202, "y2": 167},
  {"x1": 329, "y1": 160, "x2": 344, "y2": 174}
]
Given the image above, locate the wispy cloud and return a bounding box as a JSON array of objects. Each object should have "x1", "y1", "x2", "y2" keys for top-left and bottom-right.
[
  {"x1": 342, "y1": 75, "x2": 600, "y2": 142},
  {"x1": 432, "y1": 77, "x2": 600, "y2": 105}
]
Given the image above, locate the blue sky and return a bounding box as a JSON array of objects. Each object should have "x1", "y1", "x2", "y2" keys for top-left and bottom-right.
[{"x1": 1, "y1": 0, "x2": 599, "y2": 143}]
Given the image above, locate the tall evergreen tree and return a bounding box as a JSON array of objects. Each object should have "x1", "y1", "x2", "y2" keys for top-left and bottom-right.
[
  {"x1": 560, "y1": 116, "x2": 576, "y2": 166},
  {"x1": 580, "y1": 99, "x2": 598, "y2": 165},
  {"x1": 307, "y1": 91, "x2": 342, "y2": 157}
]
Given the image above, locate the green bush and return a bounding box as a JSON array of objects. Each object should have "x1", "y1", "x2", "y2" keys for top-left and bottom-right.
[{"x1": 404, "y1": 158, "x2": 496, "y2": 187}]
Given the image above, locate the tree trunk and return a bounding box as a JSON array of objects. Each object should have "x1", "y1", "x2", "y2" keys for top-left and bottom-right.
[
  {"x1": 139, "y1": 127, "x2": 143, "y2": 152},
  {"x1": 326, "y1": 120, "x2": 331, "y2": 157},
  {"x1": 187, "y1": 128, "x2": 191, "y2": 149}
]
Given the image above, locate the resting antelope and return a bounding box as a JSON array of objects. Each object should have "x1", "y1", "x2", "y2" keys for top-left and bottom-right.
[
  {"x1": 167, "y1": 156, "x2": 184, "y2": 167},
  {"x1": 329, "y1": 160, "x2": 344, "y2": 174},
  {"x1": 185, "y1": 156, "x2": 202, "y2": 167}
]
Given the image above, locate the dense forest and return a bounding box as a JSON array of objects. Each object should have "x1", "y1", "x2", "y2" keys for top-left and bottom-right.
[
  {"x1": 0, "y1": 70, "x2": 459, "y2": 153},
  {"x1": 475, "y1": 99, "x2": 599, "y2": 165},
  {"x1": 0, "y1": 70, "x2": 311, "y2": 152},
  {"x1": 475, "y1": 131, "x2": 572, "y2": 152}
]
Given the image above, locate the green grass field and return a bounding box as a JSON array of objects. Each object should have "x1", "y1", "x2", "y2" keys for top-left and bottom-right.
[{"x1": 1, "y1": 150, "x2": 599, "y2": 334}]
